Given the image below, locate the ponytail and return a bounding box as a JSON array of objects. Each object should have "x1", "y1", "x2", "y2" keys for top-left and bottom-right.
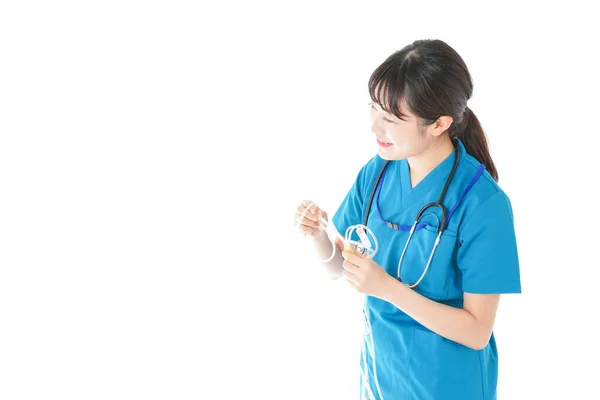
[{"x1": 453, "y1": 107, "x2": 498, "y2": 181}]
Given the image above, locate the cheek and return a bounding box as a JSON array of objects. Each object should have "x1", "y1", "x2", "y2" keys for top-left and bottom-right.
[
  {"x1": 388, "y1": 124, "x2": 411, "y2": 143},
  {"x1": 388, "y1": 126, "x2": 424, "y2": 154}
]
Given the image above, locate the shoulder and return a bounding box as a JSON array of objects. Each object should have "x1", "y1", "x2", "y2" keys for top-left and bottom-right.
[
  {"x1": 457, "y1": 152, "x2": 515, "y2": 231},
  {"x1": 353, "y1": 154, "x2": 388, "y2": 190},
  {"x1": 359, "y1": 154, "x2": 388, "y2": 177},
  {"x1": 462, "y1": 152, "x2": 505, "y2": 201}
]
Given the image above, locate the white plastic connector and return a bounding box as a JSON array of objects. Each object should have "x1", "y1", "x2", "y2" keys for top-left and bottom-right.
[{"x1": 357, "y1": 227, "x2": 372, "y2": 248}]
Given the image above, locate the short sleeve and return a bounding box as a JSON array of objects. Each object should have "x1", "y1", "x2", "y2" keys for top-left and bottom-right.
[
  {"x1": 331, "y1": 159, "x2": 374, "y2": 236},
  {"x1": 457, "y1": 191, "x2": 522, "y2": 294}
]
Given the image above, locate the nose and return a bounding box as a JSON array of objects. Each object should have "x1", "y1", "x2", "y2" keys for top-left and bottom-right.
[{"x1": 371, "y1": 117, "x2": 384, "y2": 136}]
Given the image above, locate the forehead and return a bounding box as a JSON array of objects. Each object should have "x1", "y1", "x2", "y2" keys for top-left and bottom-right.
[{"x1": 373, "y1": 99, "x2": 414, "y2": 118}]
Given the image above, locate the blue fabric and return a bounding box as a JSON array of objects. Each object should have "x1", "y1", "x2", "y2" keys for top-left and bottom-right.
[
  {"x1": 373, "y1": 161, "x2": 486, "y2": 232},
  {"x1": 331, "y1": 139, "x2": 521, "y2": 400}
]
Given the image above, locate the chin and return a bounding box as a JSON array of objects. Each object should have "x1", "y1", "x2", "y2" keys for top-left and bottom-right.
[{"x1": 376, "y1": 147, "x2": 406, "y2": 161}]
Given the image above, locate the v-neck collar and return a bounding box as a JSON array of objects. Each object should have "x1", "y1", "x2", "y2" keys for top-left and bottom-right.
[{"x1": 399, "y1": 140, "x2": 463, "y2": 211}]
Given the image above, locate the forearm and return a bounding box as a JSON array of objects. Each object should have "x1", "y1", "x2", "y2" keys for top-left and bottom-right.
[
  {"x1": 380, "y1": 277, "x2": 491, "y2": 350},
  {"x1": 311, "y1": 230, "x2": 344, "y2": 279}
]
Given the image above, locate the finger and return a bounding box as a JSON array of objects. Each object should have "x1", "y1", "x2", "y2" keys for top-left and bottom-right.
[
  {"x1": 295, "y1": 218, "x2": 320, "y2": 232},
  {"x1": 342, "y1": 260, "x2": 360, "y2": 274},
  {"x1": 295, "y1": 211, "x2": 320, "y2": 226},
  {"x1": 297, "y1": 222, "x2": 318, "y2": 233},
  {"x1": 301, "y1": 201, "x2": 328, "y2": 223},
  {"x1": 301, "y1": 199, "x2": 318, "y2": 209},
  {"x1": 301, "y1": 200, "x2": 320, "y2": 217},
  {"x1": 342, "y1": 250, "x2": 366, "y2": 264},
  {"x1": 294, "y1": 215, "x2": 321, "y2": 229},
  {"x1": 313, "y1": 207, "x2": 328, "y2": 221},
  {"x1": 295, "y1": 204, "x2": 319, "y2": 222},
  {"x1": 296, "y1": 205, "x2": 319, "y2": 222},
  {"x1": 343, "y1": 260, "x2": 361, "y2": 280},
  {"x1": 343, "y1": 269, "x2": 358, "y2": 286}
]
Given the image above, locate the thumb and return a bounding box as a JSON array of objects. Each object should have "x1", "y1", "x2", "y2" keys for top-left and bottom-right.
[{"x1": 318, "y1": 208, "x2": 328, "y2": 221}]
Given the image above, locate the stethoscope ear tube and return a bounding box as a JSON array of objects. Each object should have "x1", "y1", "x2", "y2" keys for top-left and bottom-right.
[
  {"x1": 413, "y1": 202, "x2": 447, "y2": 233},
  {"x1": 414, "y1": 202, "x2": 448, "y2": 235}
]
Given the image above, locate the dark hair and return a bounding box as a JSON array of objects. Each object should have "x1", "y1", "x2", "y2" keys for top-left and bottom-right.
[{"x1": 368, "y1": 39, "x2": 498, "y2": 181}]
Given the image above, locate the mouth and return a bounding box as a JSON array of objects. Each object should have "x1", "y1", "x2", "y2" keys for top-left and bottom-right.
[{"x1": 376, "y1": 137, "x2": 393, "y2": 148}]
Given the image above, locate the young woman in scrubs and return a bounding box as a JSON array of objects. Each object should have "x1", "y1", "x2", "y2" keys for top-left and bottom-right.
[{"x1": 295, "y1": 39, "x2": 521, "y2": 400}]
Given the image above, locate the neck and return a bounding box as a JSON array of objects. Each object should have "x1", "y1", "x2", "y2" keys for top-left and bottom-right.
[{"x1": 408, "y1": 136, "x2": 455, "y2": 188}]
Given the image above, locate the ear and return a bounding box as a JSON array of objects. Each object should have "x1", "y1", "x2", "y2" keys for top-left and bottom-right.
[{"x1": 430, "y1": 116, "x2": 454, "y2": 137}]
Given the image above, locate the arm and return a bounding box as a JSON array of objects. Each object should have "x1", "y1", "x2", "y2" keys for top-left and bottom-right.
[
  {"x1": 380, "y1": 278, "x2": 500, "y2": 350},
  {"x1": 386, "y1": 191, "x2": 520, "y2": 350}
]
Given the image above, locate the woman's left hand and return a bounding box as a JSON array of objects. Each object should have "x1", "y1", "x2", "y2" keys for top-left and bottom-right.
[{"x1": 342, "y1": 250, "x2": 393, "y2": 298}]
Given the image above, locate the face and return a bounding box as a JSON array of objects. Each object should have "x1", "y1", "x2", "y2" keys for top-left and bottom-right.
[{"x1": 369, "y1": 100, "x2": 451, "y2": 160}]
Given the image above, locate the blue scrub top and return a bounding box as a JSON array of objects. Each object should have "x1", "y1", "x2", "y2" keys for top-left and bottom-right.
[{"x1": 332, "y1": 139, "x2": 521, "y2": 400}]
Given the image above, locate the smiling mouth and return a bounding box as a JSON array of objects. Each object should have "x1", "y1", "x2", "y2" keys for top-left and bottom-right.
[{"x1": 377, "y1": 138, "x2": 393, "y2": 147}]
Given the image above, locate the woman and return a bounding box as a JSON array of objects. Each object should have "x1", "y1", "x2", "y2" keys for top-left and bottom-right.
[{"x1": 295, "y1": 39, "x2": 521, "y2": 400}]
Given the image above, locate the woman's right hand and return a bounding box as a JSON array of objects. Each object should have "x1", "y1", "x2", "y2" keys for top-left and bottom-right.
[{"x1": 295, "y1": 200, "x2": 328, "y2": 237}]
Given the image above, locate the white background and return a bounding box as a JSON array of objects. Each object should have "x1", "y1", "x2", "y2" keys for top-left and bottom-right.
[{"x1": 1, "y1": 1, "x2": 598, "y2": 399}]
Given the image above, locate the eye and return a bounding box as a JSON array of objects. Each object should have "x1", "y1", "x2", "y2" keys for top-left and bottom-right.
[{"x1": 369, "y1": 102, "x2": 398, "y2": 123}]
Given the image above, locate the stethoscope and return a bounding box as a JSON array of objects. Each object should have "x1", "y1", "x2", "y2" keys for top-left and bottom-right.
[{"x1": 362, "y1": 139, "x2": 462, "y2": 288}]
